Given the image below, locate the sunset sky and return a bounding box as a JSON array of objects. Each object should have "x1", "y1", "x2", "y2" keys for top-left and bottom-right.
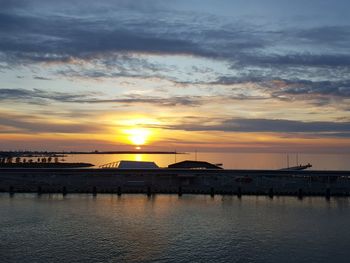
[{"x1": 1, "y1": 0, "x2": 350, "y2": 153}]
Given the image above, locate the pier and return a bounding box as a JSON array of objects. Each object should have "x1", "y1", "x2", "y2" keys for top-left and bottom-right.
[{"x1": 1, "y1": 168, "x2": 350, "y2": 197}]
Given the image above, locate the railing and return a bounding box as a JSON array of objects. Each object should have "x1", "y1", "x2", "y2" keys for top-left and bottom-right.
[{"x1": 99, "y1": 162, "x2": 120, "y2": 168}]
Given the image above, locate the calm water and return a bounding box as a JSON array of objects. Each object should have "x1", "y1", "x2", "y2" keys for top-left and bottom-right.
[
  {"x1": 1, "y1": 194, "x2": 350, "y2": 263},
  {"x1": 64, "y1": 152, "x2": 350, "y2": 170}
]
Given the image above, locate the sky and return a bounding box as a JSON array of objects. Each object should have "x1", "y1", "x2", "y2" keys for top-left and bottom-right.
[{"x1": 1, "y1": 0, "x2": 350, "y2": 153}]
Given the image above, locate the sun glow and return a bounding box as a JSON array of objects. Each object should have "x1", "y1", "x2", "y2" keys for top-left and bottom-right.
[{"x1": 124, "y1": 128, "x2": 151, "y2": 146}]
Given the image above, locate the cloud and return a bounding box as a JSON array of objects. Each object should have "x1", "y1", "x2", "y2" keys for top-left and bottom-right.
[
  {"x1": 211, "y1": 76, "x2": 350, "y2": 106},
  {"x1": 55, "y1": 54, "x2": 172, "y2": 80},
  {"x1": 0, "y1": 113, "x2": 106, "y2": 134},
  {"x1": 244, "y1": 53, "x2": 350, "y2": 68},
  {"x1": 33, "y1": 76, "x2": 52, "y2": 80},
  {"x1": 1, "y1": 2, "x2": 350, "y2": 131},
  {"x1": 1, "y1": 0, "x2": 350, "y2": 92},
  {"x1": 0, "y1": 88, "x2": 90, "y2": 104},
  {"x1": 162, "y1": 117, "x2": 350, "y2": 136},
  {"x1": 0, "y1": 88, "x2": 204, "y2": 107},
  {"x1": 269, "y1": 79, "x2": 350, "y2": 101},
  {"x1": 75, "y1": 94, "x2": 203, "y2": 107},
  {"x1": 0, "y1": 0, "x2": 349, "y2": 72},
  {"x1": 0, "y1": 11, "x2": 209, "y2": 64},
  {"x1": 294, "y1": 26, "x2": 350, "y2": 48}
]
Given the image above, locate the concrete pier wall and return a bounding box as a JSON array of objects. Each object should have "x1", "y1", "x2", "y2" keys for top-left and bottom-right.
[{"x1": 1, "y1": 168, "x2": 350, "y2": 196}]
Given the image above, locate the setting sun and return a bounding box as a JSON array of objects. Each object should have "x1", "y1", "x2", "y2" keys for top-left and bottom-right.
[{"x1": 124, "y1": 128, "x2": 151, "y2": 146}]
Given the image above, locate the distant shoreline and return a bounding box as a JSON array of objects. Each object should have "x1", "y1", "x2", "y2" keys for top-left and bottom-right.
[
  {"x1": 0, "y1": 163, "x2": 94, "y2": 168},
  {"x1": 0, "y1": 151, "x2": 186, "y2": 157},
  {"x1": 70, "y1": 151, "x2": 186, "y2": 155}
]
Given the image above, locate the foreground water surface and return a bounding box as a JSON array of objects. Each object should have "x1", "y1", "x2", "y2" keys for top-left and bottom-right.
[{"x1": 1, "y1": 194, "x2": 350, "y2": 263}]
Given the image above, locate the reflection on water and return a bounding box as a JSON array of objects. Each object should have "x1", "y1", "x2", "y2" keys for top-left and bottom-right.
[
  {"x1": 1, "y1": 194, "x2": 350, "y2": 263},
  {"x1": 65, "y1": 152, "x2": 350, "y2": 170}
]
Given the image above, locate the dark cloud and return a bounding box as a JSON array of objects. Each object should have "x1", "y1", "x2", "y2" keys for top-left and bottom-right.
[
  {"x1": 294, "y1": 26, "x2": 350, "y2": 47},
  {"x1": 270, "y1": 79, "x2": 350, "y2": 98},
  {"x1": 245, "y1": 53, "x2": 350, "y2": 67},
  {"x1": 0, "y1": 114, "x2": 106, "y2": 134},
  {"x1": 72, "y1": 94, "x2": 203, "y2": 107},
  {"x1": 212, "y1": 76, "x2": 350, "y2": 105},
  {"x1": 0, "y1": 3, "x2": 259, "y2": 63},
  {"x1": 0, "y1": 11, "x2": 210, "y2": 64},
  {"x1": 0, "y1": 88, "x2": 203, "y2": 107},
  {"x1": 225, "y1": 118, "x2": 350, "y2": 133},
  {"x1": 33, "y1": 76, "x2": 52, "y2": 80},
  {"x1": 1, "y1": 0, "x2": 350, "y2": 111},
  {"x1": 0, "y1": 88, "x2": 89, "y2": 104},
  {"x1": 164, "y1": 117, "x2": 350, "y2": 136},
  {"x1": 1, "y1": 2, "x2": 348, "y2": 69}
]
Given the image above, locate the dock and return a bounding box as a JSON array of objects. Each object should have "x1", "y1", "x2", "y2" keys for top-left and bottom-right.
[{"x1": 1, "y1": 168, "x2": 350, "y2": 197}]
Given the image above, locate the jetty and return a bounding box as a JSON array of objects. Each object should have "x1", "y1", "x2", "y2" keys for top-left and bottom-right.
[{"x1": 1, "y1": 162, "x2": 350, "y2": 197}]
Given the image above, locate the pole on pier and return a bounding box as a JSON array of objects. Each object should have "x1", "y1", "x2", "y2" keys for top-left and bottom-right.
[
  {"x1": 37, "y1": 186, "x2": 42, "y2": 195},
  {"x1": 62, "y1": 186, "x2": 67, "y2": 196},
  {"x1": 326, "y1": 188, "x2": 331, "y2": 200},
  {"x1": 92, "y1": 186, "x2": 97, "y2": 196},
  {"x1": 9, "y1": 186, "x2": 14, "y2": 196},
  {"x1": 237, "y1": 186, "x2": 242, "y2": 198},
  {"x1": 210, "y1": 187, "x2": 215, "y2": 197},
  {"x1": 147, "y1": 186, "x2": 152, "y2": 197},
  {"x1": 298, "y1": 188, "x2": 303, "y2": 199},
  {"x1": 268, "y1": 188, "x2": 274, "y2": 198},
  {"x1": 117, "y1": 186, "x2": 122, "y2": 196},
  {"x1": 178, "y1": 186, "x2": 182, "y2": 197}
]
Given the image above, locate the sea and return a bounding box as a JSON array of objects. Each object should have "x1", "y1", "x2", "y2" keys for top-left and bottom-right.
[
  {"x1": 1, "y1": 194, "x2": 350, "y2": 263},
  {"x1": 64, "y1": 152, "x2": 350, "y2": 170}
]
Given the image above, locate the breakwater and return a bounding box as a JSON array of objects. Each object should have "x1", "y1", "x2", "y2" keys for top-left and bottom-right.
[{"x1": 1, "y1": 168, "x2": 350, "y2": 197}]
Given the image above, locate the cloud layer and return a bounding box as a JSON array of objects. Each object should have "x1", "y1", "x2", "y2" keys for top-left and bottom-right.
[{"x1": 1, "y1": 0, "x2": 350, "y2": 151}]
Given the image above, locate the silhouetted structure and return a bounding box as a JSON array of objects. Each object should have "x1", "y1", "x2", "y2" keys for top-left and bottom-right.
[
  {"x1": 168, "y1": 160, "x2": 223, "y2": 169},
  {"x1": 279, "y1": 163, "x2": 312, "y2": 171},
  {"x1": 100, "y1": 160, "x2": 159, "y2": 169}
]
